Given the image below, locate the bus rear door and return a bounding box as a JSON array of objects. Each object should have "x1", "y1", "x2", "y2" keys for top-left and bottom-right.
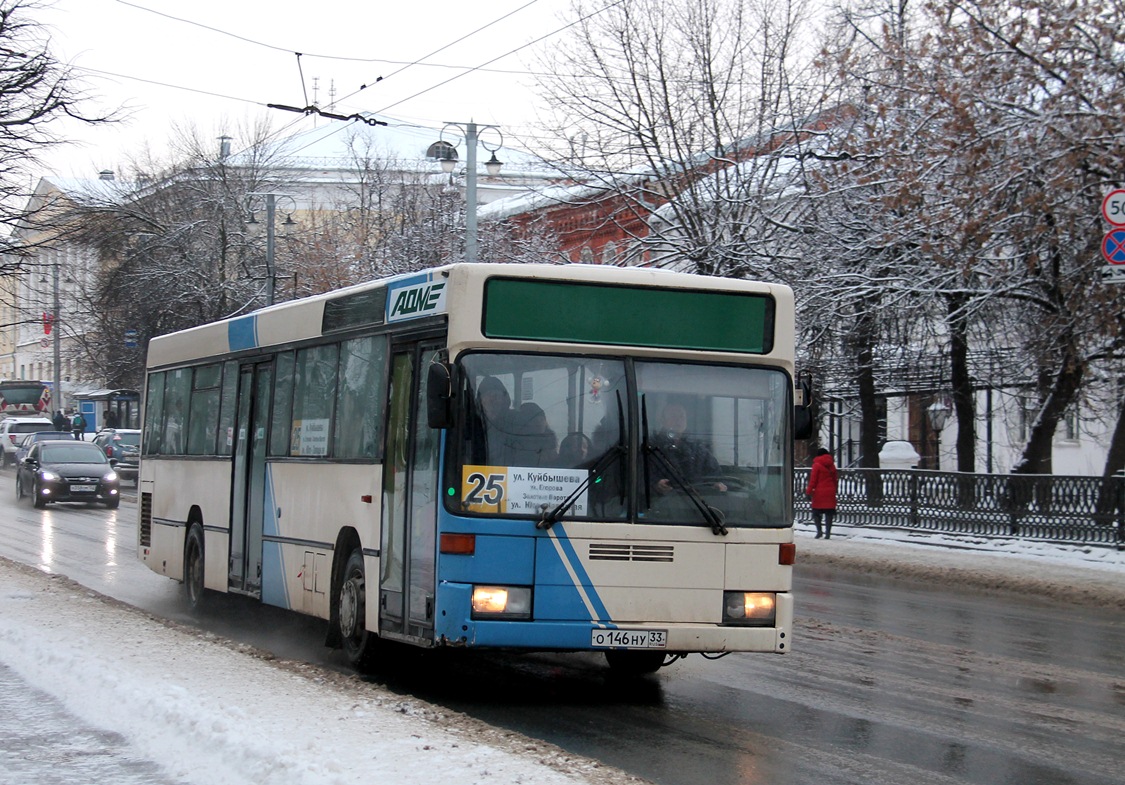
[{"x1": 229, "y1": 361, "x2": 273, "y2": 597}]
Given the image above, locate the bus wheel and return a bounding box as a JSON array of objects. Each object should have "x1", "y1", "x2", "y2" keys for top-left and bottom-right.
[
  {"x1": 604, "y1": 650, "x2": 666, "y2": 676},
  {"x1": 184, "y1": 524, "x2": 207, "y2": 611},
  {"x1": 339, "y1": 548, "x2": 377, "y2": 670}
]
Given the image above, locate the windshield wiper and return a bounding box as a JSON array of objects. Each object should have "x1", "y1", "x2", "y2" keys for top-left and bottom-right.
[
  {"x1": 641, "y1": 396, "x2": 728, "y2": 536},
  {"x1": 537, "y1": 391, "x2": 626, "y2": 530}
]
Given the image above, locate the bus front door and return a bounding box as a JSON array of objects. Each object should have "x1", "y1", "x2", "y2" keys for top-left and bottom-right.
[
  {"x1": 229, "y1": 362, "x2": 273, "y2": 597},
  {"x1": 379, "y1": 344, "x2": 441, "y2": 642}
]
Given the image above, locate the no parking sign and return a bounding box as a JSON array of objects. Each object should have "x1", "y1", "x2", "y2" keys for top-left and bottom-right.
[{"x1": 1100, "y1": 191, "x2": 1125, "y2": 284}]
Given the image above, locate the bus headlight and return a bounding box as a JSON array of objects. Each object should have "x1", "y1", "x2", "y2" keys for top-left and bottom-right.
[
  {"x1": 722, "y1": 591, "x2": 776, "y2": 626},
  {"x1": 471, "y1": 586, "x2": 532, "y2": 620}
]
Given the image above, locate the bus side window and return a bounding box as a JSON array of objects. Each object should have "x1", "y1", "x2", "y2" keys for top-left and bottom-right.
[
  {"x1": 334, "y1": 335, "x2": 387, "y2": 460},
  {"x1": 217, "y1": 361, "x2": 238, "y2": 455},
  {"x1": 162, "y1": 369, "x2": 191, "y2": 456},
  {"x1": 187, "y1": 364, "x2": 222, "y2": 455},
  {"x1": 292, "y1": 344, "x2": 339, "y2": 457},
  {"x1": 143, "y1": 372, "x2": 166, "y2": 455},
  {"x1": 269, "y1": 352, "x2": 295, "y2": 456}
]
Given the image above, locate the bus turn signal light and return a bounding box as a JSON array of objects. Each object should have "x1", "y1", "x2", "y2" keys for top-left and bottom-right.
[
  {"x1": 439, "y1": 533, "x2": 476, "y2": 555},
  {"x1": 779, "y1": 542, "x2": 796, "y2": 565}
]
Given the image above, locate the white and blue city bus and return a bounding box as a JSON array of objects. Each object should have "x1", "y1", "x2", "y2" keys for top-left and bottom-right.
[{"x1": 138, "y1": 263, "x2": 798, "y2": 674}]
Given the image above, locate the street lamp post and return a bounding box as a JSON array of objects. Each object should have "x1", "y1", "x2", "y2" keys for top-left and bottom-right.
[
  {"x1": 927, "y1": 399, "x2": 951, "y2": 470},
  {"x1": 437, "y1": 121, "x2": 503, "y2": 264},
  {"x1": 51, "y1": 262, "x2": 61, "y2": 414},
  {"x1": 247, "y1": 193, "x2": 296, "y2": 306}
]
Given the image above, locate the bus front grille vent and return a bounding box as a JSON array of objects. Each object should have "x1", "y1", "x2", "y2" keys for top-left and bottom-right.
[
  {"x1": 589, "y1": 543, "x2": 674, "y2": 562},
  {"x1": 139, "y1": 492, "x2": 152, "y2": 547}
]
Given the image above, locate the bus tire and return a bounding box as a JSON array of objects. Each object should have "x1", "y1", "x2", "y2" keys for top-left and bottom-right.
[
  {"x1": 338, "y1": 548, "x2": 378, "y2": 671},
  {"x1": 604, "y1": 650, "x2": 665, "y2": 676},
  {"x1": 184, "y1": 524, "x2": 207, "y2": 611}
]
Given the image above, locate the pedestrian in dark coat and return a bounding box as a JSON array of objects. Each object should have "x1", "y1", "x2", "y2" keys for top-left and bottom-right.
[{"x1": 806, "y1": 447, "x2": 838, "y2": 539}]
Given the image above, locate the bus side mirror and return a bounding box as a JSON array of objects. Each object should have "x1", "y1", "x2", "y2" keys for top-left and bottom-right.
[
  {"x1": 793, "y1": 377, "x2": 814, "y2": 440},
  {"x1": 426, "y1": 362, "x2": 453, "y2": 429}
]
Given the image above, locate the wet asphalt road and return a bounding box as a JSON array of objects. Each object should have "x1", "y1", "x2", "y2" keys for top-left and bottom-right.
[{"x1": 0, "y1": 481, "x2": 1121, "y2": 785}]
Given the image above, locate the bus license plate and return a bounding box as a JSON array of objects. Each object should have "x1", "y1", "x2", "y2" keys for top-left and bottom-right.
[
  {"x1": 70, "y1": 484, "x2": 95, "y2": 493},
  {"x1": 591, "y1": 629, "x2": 667, "y2": 649}
]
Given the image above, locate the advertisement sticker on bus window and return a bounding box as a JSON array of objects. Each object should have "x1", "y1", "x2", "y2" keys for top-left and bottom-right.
[
  {"x1": 461, "y1": 465, "x2": 589, "y2": 515},
  {"x1": 385, "y1": 273, "x2": 447, "y2": 323},
  {"x1": 291, "y1": 419, "x2": 330, "y2": 456}
]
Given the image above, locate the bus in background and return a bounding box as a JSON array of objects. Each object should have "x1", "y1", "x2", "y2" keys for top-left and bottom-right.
[
  {"x1": 0, "y1": 380, "x2": 51, "y2": 416},
  {"x1": 138, "y1": 263, "x2": 800, "y2": 675}
]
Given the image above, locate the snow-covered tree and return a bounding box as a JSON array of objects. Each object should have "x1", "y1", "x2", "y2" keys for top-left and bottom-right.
[
  {"x1": 808, "y1": 0, "x2": 1125, "y2": 474},
  {"x1": 533, "y1": 0, "x2": 821, "y2": 278},
  {"x1": 0, "y1": 0, "x2": 113, "y2": 253}
]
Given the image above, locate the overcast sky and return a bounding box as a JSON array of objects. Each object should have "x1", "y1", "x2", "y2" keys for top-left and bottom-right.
[{"x1": 37, "y1": 0, "x2": 578, "y2": 179}]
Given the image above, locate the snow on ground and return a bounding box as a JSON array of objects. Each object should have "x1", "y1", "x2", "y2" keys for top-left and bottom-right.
[
  {"x1": 0, "y1": 559, "x2": 642, "y2": 785},
  {"x1": 793, "y1": 520, "x2": 1125, "y2": 609},
  {"x1": 0, "y1": 523, "x2": 1121, "y2": 785}
]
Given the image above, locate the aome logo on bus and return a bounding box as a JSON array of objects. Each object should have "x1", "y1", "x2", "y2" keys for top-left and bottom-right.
[{"x1": 386, "y1": 277, "x2": 447, "y2": 323}]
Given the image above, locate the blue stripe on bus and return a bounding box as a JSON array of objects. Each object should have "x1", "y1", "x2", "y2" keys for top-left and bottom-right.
[
  {"x1": 228, "y1": 315, "x2": 258, "y2": 350},
  {"x1": 260, "y1": 464, "x2": 290, "y2": 609},
  {"x1": 548, "y1": 524, "x2": 613, "y2": 624}
]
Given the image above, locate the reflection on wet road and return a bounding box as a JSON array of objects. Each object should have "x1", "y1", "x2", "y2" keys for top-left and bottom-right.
[{"x1": 0, "y1": 485, "x2": 1121, "y2": 785}]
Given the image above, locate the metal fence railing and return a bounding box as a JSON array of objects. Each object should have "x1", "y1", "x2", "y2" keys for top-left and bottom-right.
[{"x1": 794, "y1": 468, "x2": 1125, "y2": 549}]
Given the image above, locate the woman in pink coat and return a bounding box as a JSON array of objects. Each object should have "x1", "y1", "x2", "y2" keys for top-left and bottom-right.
[{"x1": 806, "y1": 447, "x2": 838, "y2": 539}]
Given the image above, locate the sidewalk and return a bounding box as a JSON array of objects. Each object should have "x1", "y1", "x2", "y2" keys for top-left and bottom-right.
[{"x1": 793, "y1": 519, "x2": 1125, "y2": 609}]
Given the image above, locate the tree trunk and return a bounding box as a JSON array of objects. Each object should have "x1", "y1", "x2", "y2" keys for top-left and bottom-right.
[
  {"x1": 1013, "y1": 345, "x2": 1084, "y2": 475},
  {"x1": 947, "y1": 294, "x2": 976, "y2": 473},
  {"x1": 1095, "y1": 396, "x2": 1125, "y2": 525},
  {"x1": 853, "y1": 309, "x2": 883, "y2": 504},
  {"x1": 1103, "y1": 396, "x2": 1125, "y2": 479}
]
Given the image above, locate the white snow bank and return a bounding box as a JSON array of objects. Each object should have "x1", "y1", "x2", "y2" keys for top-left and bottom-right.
[
  {"x1": 794, "y1": 523, "x2": 1125, "y2": 608},
  {"x1": 0, "y1": 560, "x2": 639, "y2": 785}
]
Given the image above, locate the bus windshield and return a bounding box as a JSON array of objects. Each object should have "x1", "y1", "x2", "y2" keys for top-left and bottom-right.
[{"x1": 454, "y1": 353, "x2": 791, "y2": 528}]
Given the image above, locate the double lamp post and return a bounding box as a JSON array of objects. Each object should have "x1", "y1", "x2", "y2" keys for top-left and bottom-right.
[{"x1": 436, "y1": 121, "x2": 503, "y2": 264}]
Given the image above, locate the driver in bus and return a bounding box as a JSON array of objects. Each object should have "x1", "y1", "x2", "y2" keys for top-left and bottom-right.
[{"x1": 650, "y1": 403, "x2": 727, "y2": 494}]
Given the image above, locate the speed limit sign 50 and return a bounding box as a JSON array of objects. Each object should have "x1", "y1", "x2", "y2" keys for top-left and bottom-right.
[{"x1": 1102, "y1": 189, "x2": 1125, "y2": 225}]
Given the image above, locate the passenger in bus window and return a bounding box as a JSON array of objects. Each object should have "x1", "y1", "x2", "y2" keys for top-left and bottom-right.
[
  {"x1": 510, "y1": 402, "x2": 557, "y2": 467},
  {"x1": 476, "y1": 376, "x2": 516, "y2": 465},
  {"x1": 651, "y1": 403, "x2": 726, "y2": 493},
  {"x1": 557, "y1": 432, "x2": 591, "y2": 468}
]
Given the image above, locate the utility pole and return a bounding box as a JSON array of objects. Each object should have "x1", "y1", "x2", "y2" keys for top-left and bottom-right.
[
  {"x1": 52, "y1": 262, "x2": 61, "y2": 413},
  {"x1": 265, "y1": 194, "x2": 276, "y2": 307}
]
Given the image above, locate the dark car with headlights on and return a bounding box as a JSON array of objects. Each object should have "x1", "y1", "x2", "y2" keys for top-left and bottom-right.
[
  {"x1": 16, "y1": 440, "x2": 121, "y2": 509},
  {"x1": 14, "y1": 430, "x2": 75, "y2": 465}
]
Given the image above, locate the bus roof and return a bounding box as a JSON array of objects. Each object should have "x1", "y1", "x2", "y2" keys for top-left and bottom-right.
[{"x1": 146, "y1": 264, "x2": 794, "y2": 369}]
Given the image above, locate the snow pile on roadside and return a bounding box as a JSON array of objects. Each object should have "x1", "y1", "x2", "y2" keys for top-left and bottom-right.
[
  {"x1": 794, "y1": 522, "x2": 1125, "y2": 609},
  {"x1": 0, "y1": 560, "x2": 639, "y2": 785}
]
